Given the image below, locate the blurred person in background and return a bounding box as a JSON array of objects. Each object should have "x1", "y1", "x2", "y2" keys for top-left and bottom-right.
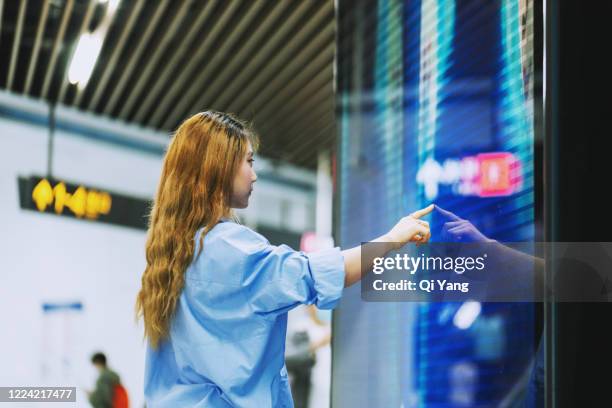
[
  {"x1": 136, "y1": 110, "x2": 432, "y2": 407},
  {"x1": 285, "y1": 305, "x2": 331, "y2": 408},
  {"x1": 87, "y1": 352, "x2": 128, "y2": 408}
]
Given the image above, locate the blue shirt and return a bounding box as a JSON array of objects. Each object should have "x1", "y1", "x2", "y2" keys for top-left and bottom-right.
[{"x1": 144, "y1": 219, "x2": 345, "y2": 407}]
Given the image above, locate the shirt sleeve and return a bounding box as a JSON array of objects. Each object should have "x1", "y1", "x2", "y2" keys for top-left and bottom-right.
[{"x1": 218, "y1": 223, "x2": 346, "y2": 317}]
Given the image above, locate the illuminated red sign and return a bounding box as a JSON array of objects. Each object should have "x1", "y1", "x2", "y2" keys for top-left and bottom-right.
[{"x1": 472, "y1": 152, "x2": 522, "y2": 197}]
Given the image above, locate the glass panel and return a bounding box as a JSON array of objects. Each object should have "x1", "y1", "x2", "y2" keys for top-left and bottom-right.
[{"x1": 333, "y1": 0, "x2": 542, "y2": 406}]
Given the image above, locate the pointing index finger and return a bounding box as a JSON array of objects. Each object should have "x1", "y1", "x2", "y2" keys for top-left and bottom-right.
[
  {"x1": 434, "y1": 204, "x2": 462, "y2": 221},
  {"x1": 410, "y1": 204, "x2": 434, "y2": 219}
]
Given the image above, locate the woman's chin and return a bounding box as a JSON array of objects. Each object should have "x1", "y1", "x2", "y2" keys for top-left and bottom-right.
[{"x1": 230, "y1": 196, "x2": 250, "y2": 209}]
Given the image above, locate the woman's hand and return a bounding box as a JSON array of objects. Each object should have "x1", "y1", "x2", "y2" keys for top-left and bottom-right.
[
  {"x1": 342, "y1": 204, "x2": 434, "y2": 287},
  {"x1": 385, "y1": 204, "x2": 434, "y2": 249}
]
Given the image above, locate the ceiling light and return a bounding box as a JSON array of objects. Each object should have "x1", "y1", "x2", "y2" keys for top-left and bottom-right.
[{"x1": 68, "y1": 33, "x2": 103, "y2": 88}]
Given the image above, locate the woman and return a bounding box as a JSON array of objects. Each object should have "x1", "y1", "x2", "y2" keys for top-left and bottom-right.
[{"x1": 136, "y1": 111, "x2": 432, "y2": 407}]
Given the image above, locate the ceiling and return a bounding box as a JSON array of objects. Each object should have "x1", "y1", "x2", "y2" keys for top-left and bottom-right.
[{"x1": 0, "y1": 0, "x2": 336, "y2": 169}]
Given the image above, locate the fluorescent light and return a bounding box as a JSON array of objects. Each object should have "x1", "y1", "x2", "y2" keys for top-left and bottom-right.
[
  {"x1": 109, "y1": 0, "x2": 121, "y2": 13},
  {"x1": 68, "y1": 33, "x2": 103, "y2": 88},
  {"x1": 453, "y1": 301, "x2": 481, "y2": 330},
  {"x1": 99, "y1": 0, "x2": 121, "y2": 14}
]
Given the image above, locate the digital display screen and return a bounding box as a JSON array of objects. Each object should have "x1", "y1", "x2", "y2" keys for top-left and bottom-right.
[{"x1": 333, "y1": 0, "x2": 540, "y2": 406}]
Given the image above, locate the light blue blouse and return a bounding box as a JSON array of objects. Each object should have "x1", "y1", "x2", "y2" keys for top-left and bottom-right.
[{"x1": 144, "y1": 219, "x2": 345, "y2": 407}]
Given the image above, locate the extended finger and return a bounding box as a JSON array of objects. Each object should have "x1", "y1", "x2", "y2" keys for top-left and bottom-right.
[
  {"x1": 442, "y1": 221, "x2": 463, "y2": 234},
  {"x1": 447, "y1": 225, "x2": 465, "y2": 234},
  {"x1": 410, "y1": 204, "x2": 434, "y2": 219},
  {"x1": 434, "y1": 204, "x2": 462, "y2": 221}
]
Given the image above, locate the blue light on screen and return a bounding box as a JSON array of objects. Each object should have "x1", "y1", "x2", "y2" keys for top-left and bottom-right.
[{"x1": 334, "y1": 0, "x2": 538, "y2": 406}]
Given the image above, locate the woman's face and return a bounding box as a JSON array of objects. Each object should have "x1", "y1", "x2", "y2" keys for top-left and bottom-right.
[{"x1": 230, "y1": 142, "x2": 257, "y2": 209}]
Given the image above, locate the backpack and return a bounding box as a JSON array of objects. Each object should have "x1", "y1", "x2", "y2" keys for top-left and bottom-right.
[{"x1": 112, "y1": 383, "x2": 129, "y2": 408}]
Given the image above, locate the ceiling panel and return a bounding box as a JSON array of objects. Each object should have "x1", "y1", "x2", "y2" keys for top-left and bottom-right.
[{"x1": 0, "y1": 0, "x2": 336, "y2": 169}]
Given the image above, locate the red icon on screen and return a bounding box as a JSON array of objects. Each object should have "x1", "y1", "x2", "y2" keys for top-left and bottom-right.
[
  {"x1": 471, "y1": 152, "x2": 522, "y2": 197},
  {"x1": 417, "y1": 152, "x2": 523, "y2": 199}
]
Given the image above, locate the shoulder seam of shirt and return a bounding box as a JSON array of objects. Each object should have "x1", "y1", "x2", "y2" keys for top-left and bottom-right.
[
  {"x1": 219, "y1": 222, "x2": 269, "y2": 244},
  {"x1": 215, "y1": 225, "x2": 270, "y2": 285}
]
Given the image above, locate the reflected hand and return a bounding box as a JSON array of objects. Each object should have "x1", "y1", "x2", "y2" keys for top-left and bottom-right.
[{"x1": 435, "y1": 204, "x2": 492, "y2": 243}]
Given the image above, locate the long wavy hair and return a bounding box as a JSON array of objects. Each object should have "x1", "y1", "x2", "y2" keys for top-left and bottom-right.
[{"x1": 136, "y1": 111, "x2": 259, "y2": 349}]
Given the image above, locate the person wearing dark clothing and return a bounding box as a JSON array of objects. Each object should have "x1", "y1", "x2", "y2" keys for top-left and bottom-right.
[{"x1": 88, "y1": 352, "x2": 123, "y2": 408}]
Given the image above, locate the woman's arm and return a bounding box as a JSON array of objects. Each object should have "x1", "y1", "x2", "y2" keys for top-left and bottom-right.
[{"x1": 342, "y1": 205, "x2": 434, "y2": 287}]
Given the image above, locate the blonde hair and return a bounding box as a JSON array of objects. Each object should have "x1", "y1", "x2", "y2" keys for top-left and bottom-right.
[{"x1": 136, "y1": 111, "x2": 259, "y2": 349}]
